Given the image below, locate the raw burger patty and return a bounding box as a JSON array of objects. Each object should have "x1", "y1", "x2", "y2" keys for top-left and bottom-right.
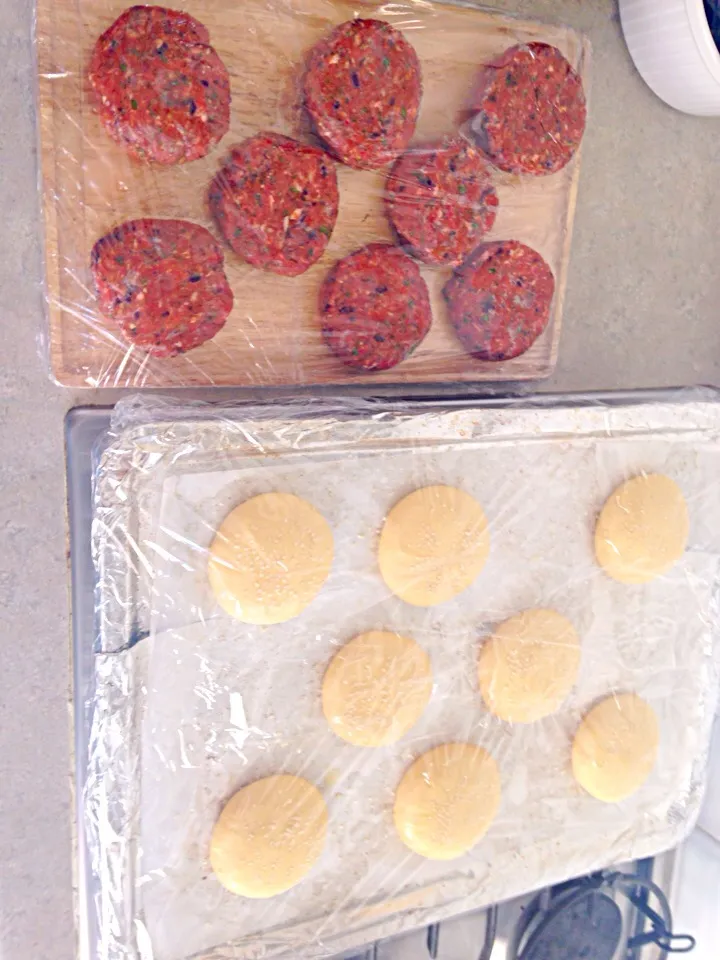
[
  {"x1": 209, "y1": 132, "x2": 339, "y2": 277},
  {"x1": 91, "y1": 218, "x2": 233, "y2": 356},
  {"x1": 304, "y1": 18, "x2": 422, "y2": 169},
  {"x1": 443, "y1": 240, "x2": 554, "y2": 361},
  {"x1": 89, "y1": 5, "x2": 231, "y2": 164},
  {"x1": 470, "y1": 42, "x2": 586, "y2": 176},
  {"x1": 386, "y1": 138, "x2": 499, "y2": 266},
  {"x1": 321, "y1": 243, "x2": 432, "y2": 372}
]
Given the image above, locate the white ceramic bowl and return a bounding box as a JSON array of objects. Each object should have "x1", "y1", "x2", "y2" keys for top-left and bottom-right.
[{"x1": 619, "y1": 0, "x2": 720, "y2": 114}]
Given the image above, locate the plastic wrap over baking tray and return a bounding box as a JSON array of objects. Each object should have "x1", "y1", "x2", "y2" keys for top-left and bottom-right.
[
  {"x1": 85, "y1": 391, "x2": 720, "y2": 960},
  {"x1": 37, "y1": 0, "x2": 589, "y2": 388}
]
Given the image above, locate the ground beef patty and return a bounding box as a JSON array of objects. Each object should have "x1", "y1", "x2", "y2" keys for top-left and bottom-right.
[
  {"x1": 89, "y1": 5, "x2": 231, "y2": 164},
  {"x1": 304, "y1": 18, "x2": 422, "y2": 169},
  {"x1": 470, "y1": 42, "x2": 586, "y2": 176},
  {"x1": 443, "y1": 240, "x2": 554, "y2": 361},
  {"x1": 208, "y1": 132, "x2": 339, "y2": 277},
  {"x1": 91, "y1": 218, "x2": 233, "y2": 356},
  {"x1": 321, "y1": 243, "x2": 431, "y2": 371},
  {"x1": 386, "y1": 138, "x2": 499, "y2": 266}
]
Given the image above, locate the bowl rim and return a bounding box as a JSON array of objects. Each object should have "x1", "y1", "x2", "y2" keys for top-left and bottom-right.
[{"x1": 687, "y1": 0, "x2": 720, "y2": 81}]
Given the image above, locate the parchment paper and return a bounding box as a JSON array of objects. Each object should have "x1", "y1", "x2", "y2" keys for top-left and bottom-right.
[{"x1": 89, "y1": 396, "x2": 720, "y2": 960}]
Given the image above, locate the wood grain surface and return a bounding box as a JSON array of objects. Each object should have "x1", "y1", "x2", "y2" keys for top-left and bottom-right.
[{"x1": 37, "y1": 0, "x2": 590, "y2": 388}]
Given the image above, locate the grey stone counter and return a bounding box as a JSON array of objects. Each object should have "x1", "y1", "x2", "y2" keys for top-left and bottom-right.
[{"x1": 0, "y1": 1, "x2": 719, "y2": 959}]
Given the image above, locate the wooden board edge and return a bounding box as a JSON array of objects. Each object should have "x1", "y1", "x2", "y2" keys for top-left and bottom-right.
[
  {"x1": 39, "y1": 3, "x2": 591, "y2": 389},
  {"x1": 36, "y1": 0, "x2": 67, "y2": 384},
  {"x1": 548, "y1": 36, "x2": 592, "y2": 372}
]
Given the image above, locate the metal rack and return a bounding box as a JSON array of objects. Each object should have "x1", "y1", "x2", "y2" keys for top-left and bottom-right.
[{"x1": 346, "y1": 862, "x2": 695, "y2": 960}]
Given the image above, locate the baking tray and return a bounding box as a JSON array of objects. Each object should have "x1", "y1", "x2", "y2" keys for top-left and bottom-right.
[
  {"x1": 85, "y1": 390, "x2": 720, "y2": 960},
  {"x1": 66, "y1": 402, "x2": 676, "y2": 960},
  {"x1": 38, "y1": 0, "x2": 588, "y2": 388},
  {"x1": 67, "y1": 407, "x2": 113, "y2": 960}
]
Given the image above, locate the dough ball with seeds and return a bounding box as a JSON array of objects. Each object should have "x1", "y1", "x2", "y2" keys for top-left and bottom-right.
[
  {"x1": 572, "y1": 693, "x2": 659, "y2": 803},
  {"x1": 208, "y1": 492, "x2": 333, "y2": 624},
  {"x1": 478, "y1": 609, "x2": 580, "y2": 723},
  {"x1": 394, "y1": 742, "x2": 501, "y2": 859},
  {"x1": 378, "y1": 485, "x2": 489, "y2": 606},
  {"x1": 322, "y1": 630, "x2": 432, "y2": 746},
  {"x1": 595, "y1": 474, "x2": 688, "y2": 584},
  {"x1": 210, "y1": 774, "x2": 327, "y2": 897}
]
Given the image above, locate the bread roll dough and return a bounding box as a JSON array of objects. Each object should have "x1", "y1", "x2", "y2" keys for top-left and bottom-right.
[
  {"x1": 210, "y1": 774, "x2": 328, "y2": 898},
  {"x1": 595, "y1": 474, "x2": 688, "y2": 584},
  {"x1": 394, "y1": 742, "x2": 501, "y2": 859},
  {"x1": 322, "y1": 631, "x2": 432, "y2": 746},
  {"x1": 478, "y1": 609, "x2": 580, "y2": 723},
  {"x1": 208, "y1": 493, "x2": 333, "y2": 625},
  {"x1": 378, "y1": 485, "x2": 490, "y2": 606},
  {"x1": 572, "y1": 693, "x2": 659, "y2": 803}
]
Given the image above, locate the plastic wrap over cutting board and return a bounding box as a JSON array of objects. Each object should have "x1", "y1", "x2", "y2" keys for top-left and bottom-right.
[{"x1": 37, "y1": 0, "x2": 589, "y2": 388}]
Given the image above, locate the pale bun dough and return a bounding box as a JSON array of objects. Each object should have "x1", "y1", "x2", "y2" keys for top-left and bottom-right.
[
  {"x1": 210, "y1": 774, "x2": 328, "y2": 898},
  {"x1": 479, "y1": 608, "x2": 580, "y2": 723},
  {"x1": 208, "y1": 492, "x2": 333, "y2": 624},
  {"x1": 572, "y1": 693, "x2": 659, "y2": 803},
  {"x1": 595, "y1": 474, "x2": 688, "y2": 584},
  {"x1": 322, "y1": 630, "x2": 432, "y2": 746},
  {"x1": 378, "y1": 485, "x2": 490, "y2": 606},
  {"x1": 394, "y1": 742, "x2": 501, "y2": 859}
]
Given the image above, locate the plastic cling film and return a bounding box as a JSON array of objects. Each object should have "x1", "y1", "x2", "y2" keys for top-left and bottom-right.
[
  {"x1": 37, "y1": 0, "x2": 590, "y2": 388},
  {"x1": 84, "y1": 390, "x2": 720, "y2": 960}
]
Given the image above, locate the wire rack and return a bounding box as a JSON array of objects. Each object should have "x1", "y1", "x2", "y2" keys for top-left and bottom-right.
[{"x1": 345, "y1": 862, "x2": 696, "y2": 959}]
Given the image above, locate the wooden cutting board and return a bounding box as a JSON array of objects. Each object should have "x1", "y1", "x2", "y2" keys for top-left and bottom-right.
[{"x1": 37, "y1": 0, "x2": 590, "y2": 388}]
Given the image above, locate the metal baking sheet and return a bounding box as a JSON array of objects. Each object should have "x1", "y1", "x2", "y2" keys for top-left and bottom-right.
[
  {"x1": 66, "y1": 407, "x2": 113, "y2": 960},
  {"x1": 87, "y1": 391, "x2": 720, "y2": 960}
]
